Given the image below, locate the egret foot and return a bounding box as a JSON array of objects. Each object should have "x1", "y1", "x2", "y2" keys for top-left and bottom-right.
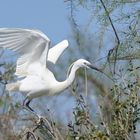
[{"x1": 35, "y1": 115, "x2": 45, "y2": 124}]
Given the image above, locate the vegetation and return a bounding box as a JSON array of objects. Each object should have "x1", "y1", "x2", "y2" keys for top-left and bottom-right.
[{"x1": 0, "y1": 0, "x2": 140, "y2": 139}]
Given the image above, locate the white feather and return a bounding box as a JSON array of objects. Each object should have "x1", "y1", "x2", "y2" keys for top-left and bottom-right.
[
  {"x1": 0, "y1": 28, "x2": 50, "y2": 77},
  {"x1": 48, "y1": 40, "x2": 68, "y2": 64}
]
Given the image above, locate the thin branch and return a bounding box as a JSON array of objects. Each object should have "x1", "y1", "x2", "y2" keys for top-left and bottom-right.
[
  {"x1": 120, "y1": 0, "x2": 140, "y2": 3},
  {"x1": 100, "y1": 0, "x2": 120, "y2": 74},
  {"x1": 69, "y1": 0, "x2": 79, "y2": 31},
  {"x1": 23, "y1": 130, "x2": 37, "y2": 140},
  {"x1": 100, "y1": 0, "x2": 120, "y2": 44}
]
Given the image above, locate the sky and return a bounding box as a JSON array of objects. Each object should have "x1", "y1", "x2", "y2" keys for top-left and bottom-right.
[{"x1": 0, "y1": 0, "x2": 70, "y2": 43}]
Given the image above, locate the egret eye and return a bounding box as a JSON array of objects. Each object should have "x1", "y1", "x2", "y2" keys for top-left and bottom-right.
[{"x1": 83, "y1": 62, "x2": 87, "y2": 65}]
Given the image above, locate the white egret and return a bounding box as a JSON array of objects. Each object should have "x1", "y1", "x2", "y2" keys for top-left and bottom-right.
[{"x1": 0, "y1": 28, "x2": 100, "y2": 112}]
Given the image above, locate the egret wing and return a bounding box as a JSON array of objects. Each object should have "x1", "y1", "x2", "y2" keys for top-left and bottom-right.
[
  {"x1": 47, "y1": 40, "x2": 68, "y2": 64},
  {"x1": 0, "y1": 28, "x2": 50, "y2": 77}
]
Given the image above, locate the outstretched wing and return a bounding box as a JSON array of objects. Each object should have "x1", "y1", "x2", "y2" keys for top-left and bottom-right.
[
  {"x1": 47, "y1": 40, "x2": 68, "y2": 64},
  {"x1": 0, "y1": 28, "x2": 50, "y2": 77}
]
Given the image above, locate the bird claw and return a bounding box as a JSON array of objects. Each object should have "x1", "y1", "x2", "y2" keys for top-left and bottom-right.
[
  {"x1": 35, "y1": 115, "x2": 46, "y2": 124},
  {"x1": 22, "y1": 103, "x2": 46, "y2": 124},
  {"x1": 36, "y1": 115, "x2": 43, "y2": 123}
]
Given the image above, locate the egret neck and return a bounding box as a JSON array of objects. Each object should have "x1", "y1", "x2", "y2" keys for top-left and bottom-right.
[{"x1": 53, "y1": 63, "x2": 79, "y2": 94}]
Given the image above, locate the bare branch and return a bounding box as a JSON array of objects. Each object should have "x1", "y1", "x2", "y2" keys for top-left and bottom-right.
[
  {"x1": 100, "y1": 0, "x2": 120, "y2": 74},
  {"x1": 121, "y1": 0, "x2": 140, "y2": 3}
]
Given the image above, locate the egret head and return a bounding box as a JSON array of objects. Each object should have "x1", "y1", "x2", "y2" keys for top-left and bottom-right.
[{"x1": 75, "y1": 59, "x2": 100, "y2": 71}]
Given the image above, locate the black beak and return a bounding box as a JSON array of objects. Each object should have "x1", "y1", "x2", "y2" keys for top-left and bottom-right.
[
  {"x1": 86, "y1": 63, "x2": 113, "y2": 81},
  {"x1": 87, "y1": 63, "x2": 102, "y2": 72}
]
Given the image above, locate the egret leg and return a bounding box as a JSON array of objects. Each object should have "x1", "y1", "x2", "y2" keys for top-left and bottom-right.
[
  {"x1": 25, "y1": 99, "x2": 34, "y2": 112},
  {"x1": 23, "y1": 97, "x2": 43, "y2": 120},
  {"x1": 23, "y1": 97, "x2": 37, "y2": 116},
  {"x1": 23, "y1": 97, "x2": 34, "y2": 111}
]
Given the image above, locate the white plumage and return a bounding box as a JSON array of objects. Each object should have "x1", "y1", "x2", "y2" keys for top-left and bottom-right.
[{"x1": 0, "y1": 28, "x2": 97, "y2": 111}]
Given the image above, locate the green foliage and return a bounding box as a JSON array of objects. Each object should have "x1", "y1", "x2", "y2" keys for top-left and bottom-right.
[
  {"x1": 2, "y1": 63, "x2": 15, "y2": 82},
  {"x1": 66, "y1": 59, "x2": 140, "y2": 140},
  {"x1": 67, "y1": 95, "x2": 110, "y2": 140},
  {"x1": 0, "y1": 98, "x2": 4, "y2": 107},
  {"x1": 109, "y1": 82, "x2": 140, "y2": 139}
]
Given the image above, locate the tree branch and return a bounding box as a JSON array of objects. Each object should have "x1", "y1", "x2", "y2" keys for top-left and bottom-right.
[
  {"x1": 121, "y1": 0, "x2": 140, "y2": 3},
  {"x1": 100, "y1": 0, "x2": 120, "y2": 74}
]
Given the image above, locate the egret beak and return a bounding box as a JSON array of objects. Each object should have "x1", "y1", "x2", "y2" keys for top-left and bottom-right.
[
  {"x1": 87, "y1": 63, "x2": 102, "y2": 72},
  {"x1": 86, "y1": 63, "x2": 113, "y2": 81}
]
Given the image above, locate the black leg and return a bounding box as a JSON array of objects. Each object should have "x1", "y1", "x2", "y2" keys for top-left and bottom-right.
[
  {"x1": 23, "y1": 97, "x2": 42, "y2": 120},
  {"x1": 23, "y1": 97, "x2": 34, "y2": 112},
  {"x1": 26, "y1": 100, "x2": 34, "y2": 112}
]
